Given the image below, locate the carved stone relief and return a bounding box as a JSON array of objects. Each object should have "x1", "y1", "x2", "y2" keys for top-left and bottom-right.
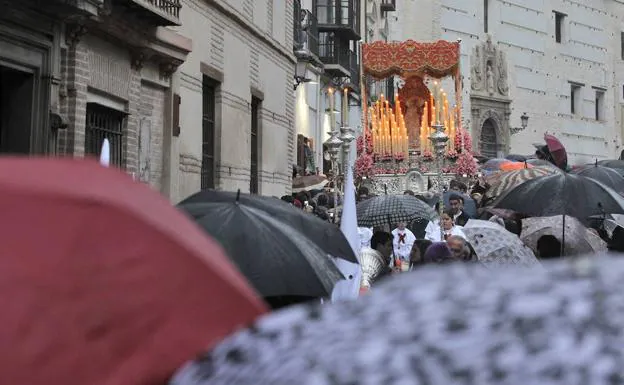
[
  {"x1": 470, "y1": 35, "x2": 512, "y2": 156},
  {"x1": 470, "y1": 35, "x2": 509, "y2": 97}
]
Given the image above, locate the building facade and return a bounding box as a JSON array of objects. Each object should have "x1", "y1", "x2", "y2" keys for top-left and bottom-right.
[
  {"x1": 170, "y1": 0, "x2": 296, "y2": 201},
  {"x1": 1, "y1": 0, "x2": 189, "y2": 192},
  {"x1": 293, "y1": 0, "x2": 365, "y2": 177},
  {"x1": 389, "y1": 0, "x2": 624, "y2": 164}
]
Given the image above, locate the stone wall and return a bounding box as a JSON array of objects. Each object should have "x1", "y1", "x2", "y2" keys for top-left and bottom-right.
[{"x1": 172, "y1": 0, "x2": 296, "y2": 201}]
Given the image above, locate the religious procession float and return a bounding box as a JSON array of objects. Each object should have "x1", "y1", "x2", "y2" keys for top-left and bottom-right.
[{"x1": 355, "y1": 39, "x2": 479, "y2": 195}]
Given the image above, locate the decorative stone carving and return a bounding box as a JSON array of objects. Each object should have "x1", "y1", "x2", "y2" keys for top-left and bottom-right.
[
  {"x1": 405, "y1": 170, "x2": 425, "y2": 192},
  {"x1": 470, "y1": 35, "x2": 512, "y2": 156},
  {"x1": 66, "y1": 23, "x2": 87, "y2": 47},
  {"x1": 470, "y1": 35, "x2": 509, "y2": 98},
  {"x1": 159, "y1": 59, "x2": 183, "y2": 79},
  {"x1": 131, "y1": 52, "x2": 145, "y2": 71},
  {"x1": 497, "y1": 50, "x2": 509, "y2": 95},
  {"x1": 471, "y1": 46, "x2": 482, "y2": 91}
]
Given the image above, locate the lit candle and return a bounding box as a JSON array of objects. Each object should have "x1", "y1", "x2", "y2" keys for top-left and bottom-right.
[
  {"x1": 328, "y1": 87, "x2": 335, "y2": 131},
  {"x1": 342, "y1": 88, "x2": 349, "y2": 128}
]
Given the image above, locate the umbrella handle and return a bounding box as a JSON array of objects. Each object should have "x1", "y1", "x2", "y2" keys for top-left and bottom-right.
[{"x1": 384, "y1": 184, "x2": 388, "y2": 195}]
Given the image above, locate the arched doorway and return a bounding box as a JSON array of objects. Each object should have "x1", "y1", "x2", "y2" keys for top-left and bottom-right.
[{"x1": 480, "y1": 118, "x2": 498, "y2": 158}]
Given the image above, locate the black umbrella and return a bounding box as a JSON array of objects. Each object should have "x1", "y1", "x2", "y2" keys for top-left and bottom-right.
[
  {"x1": 597, "y1": 159, "x2": 624, "y2": 176},
  {"x1": 180, "y1": 190, "x2": 357, "y2": 263},
  {"x1": 180, "y1": 197, "x2": 343, "y2": 298},
  {"x1": 571, "y1": 164, "x2": 624, "y2": 195},
  {"x1": 505, "y1": 154, "x2": 527, "y2": 162},
  {"x1": 491, "y1": 173, "x2": 624, "y2": 224},
  {"x1": 356, "y1": 194, "x2": 437, "y2": 227}
]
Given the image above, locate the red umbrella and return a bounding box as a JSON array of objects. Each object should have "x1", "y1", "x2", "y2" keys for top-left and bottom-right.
[
  {"x1": 544, "y1": 133, "x2": 568, "y2": 170},
  {"x1": 0, "y1": 158, "x2": 266, "y2": 385}
]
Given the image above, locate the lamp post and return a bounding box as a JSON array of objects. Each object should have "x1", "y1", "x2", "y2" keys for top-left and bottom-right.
[
  {"x1": 510, "y1": 112, "x2": 529, "y2": 135},
  {"x1": 429, "y1": 123, "x2": 449, "y2": 239}
]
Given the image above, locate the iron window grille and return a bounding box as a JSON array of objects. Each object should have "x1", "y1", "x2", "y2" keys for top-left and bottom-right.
[
  {"x1": 85, "y1": 103, "x2": 125, "y2": 167},
  {"x1": 202, "y1": 76, "x2": 217, "y2": 190}
]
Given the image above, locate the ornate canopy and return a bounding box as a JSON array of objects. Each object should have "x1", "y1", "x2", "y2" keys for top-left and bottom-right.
[{"x1": 362, "y1": 40, "x2": 461, "y2": 79}]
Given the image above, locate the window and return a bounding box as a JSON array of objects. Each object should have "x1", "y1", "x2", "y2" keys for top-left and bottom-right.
[
  {"x1": 570, "y1": 84, "x2": 581, "y2": 115},
  {"x1": 554, "y1": 11, "x2": 565, "y2": 43},
  {"x1": 250, "y1": 97, "x2": 260, "y2": 194},
  {"x1": 484, "y1": 0, "x2": 489, "y2": 33},
  {"x1": 85, "y1": 103, "x2": 124, "y2": 166},
  {"x1": 201, "y1": 76, "x2": 217, "y2": 190},
  {"x1": 595, "y1": 90, "x2": 604, "y2": 120}
]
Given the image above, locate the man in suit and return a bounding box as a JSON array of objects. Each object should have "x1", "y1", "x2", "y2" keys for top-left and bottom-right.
[{"x1": 448, "y1": 194, "x2": 471, "y2": 227}]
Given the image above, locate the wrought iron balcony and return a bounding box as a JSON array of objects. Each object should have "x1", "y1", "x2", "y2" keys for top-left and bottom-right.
[
  {"x1": 121, "y1": 0, "x2": 181, "y2": 26},
  {"x1": 346, "y1": 49, "x2": 360, "y2": 93},
  {"x1": 314, "y1": 0, "x2": 360, "y2": 41},
  {"x1": 294, "y1": 2, "x2": 320, "y2": 62},
  {"x1": 380, "y1": 0, "x2": 396, "y2": 12},
  {"x1": 319, "y1": 32, "x2": 351, "y2": 77}
]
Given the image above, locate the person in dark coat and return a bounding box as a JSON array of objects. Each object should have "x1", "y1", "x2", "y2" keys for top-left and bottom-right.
[{"x1": 448, "y1": 194, "x2": 471, "y2": 226}]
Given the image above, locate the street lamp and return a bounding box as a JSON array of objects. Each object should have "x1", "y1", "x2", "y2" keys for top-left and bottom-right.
[
  {"x1": 510, "y1": 112, "x2": 529, "y2": 135},
  {"x1": 294, "y1": 60, "x2": 312, "y2": 90}
]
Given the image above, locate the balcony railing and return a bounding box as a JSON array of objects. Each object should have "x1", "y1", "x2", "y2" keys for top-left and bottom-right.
[
  {"x1": 294, "y1": 4, "x2": 320, "y2": 60},
  {"x1": 125, "y1": 0, "x2": 181, "y2": 26},
  {"x1": 294, "y1": 0, "x2": 302, "y2": 49},
  {"x1": 348, "y1": 49, "x2": 359, "y2": 91},
  {"x1": 314, "y1": 0, "x2": 360, "y2": 40},
  {"x1": 380, "y1": 0, "x2": 396, "y2": 12},
  {"x1": 319, "y1": 32, "x2": 350, "y2": 76}
]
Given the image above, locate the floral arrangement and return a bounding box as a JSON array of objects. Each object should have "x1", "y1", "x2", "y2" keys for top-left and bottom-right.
[
  {"x1": 355, "y1": 130, "x2": 375, "y2": 180},
  {"x1": 421, "y1": 150, "x2": 434, "y2": 162},
  {"x1": 452, "y1": 151, "x2": 479, "y2": 176},
  {"x1": 356, "y1": 131, "x2": 374, "y2": 155},
  {"x1": 445, "y1": 148, "x2": 458, "y2": 161},
  {"x1": 355, "y1": 153, "x2": 374, "y2": 179},
  {"x1": 454, "y1": 128, "x2": 473, "y2": 153}
]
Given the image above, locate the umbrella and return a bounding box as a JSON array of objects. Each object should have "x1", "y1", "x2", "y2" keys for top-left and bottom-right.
[
  {"x1": 356, "y1": 194, "x2": 437, "y2": 227},
  {"x1": 597, "y1": 159, "x2": 624, "y2": 176},
  {"x1": 603, "y1": 213, "x2": 624, "y2": 237},
  {"x1": 544, "y1": 133, "x2": 568, "y2": 170},
  {"x1": 0, "y1": 158, "x2": 266, "y2": 385},
  {"x1": 481, "y1": 158, "x2": 509, "y2": 170},
  {"x1": 490, "y1": 173, "x2": 624, "y2": 224},
  {"x1": 499, "y1": 161, "x2": 532, "y2": 171},
  {"x1": 483, "y1": 166, "x2": 556, "y2": 204},
  {"x1": 505, "y1": 154, "x2": 528, "y2": 162},
  {"x1": 180, "y1": 190, "x2": 357, "y2": 263},
  {"x1": 170, "y1": 257, "x2": 624, "y2": 385},
  {"x1": 521, "y1": 215, "x2": 607, "y2": 256},
  {"x1": 463, "y1": 219, "x2": 539, "y2": 267},
  {"x1": 571, "y1": 164, "x2": 624, "y2": 195},
  {"x1": 525, "y1": 158, "x2": 559, "y2": 168},
  {"x1": 292, "y1": 175, "x2": 328, "y2": 193},
  {"x1": 181, "y1": 197, "x2": 344, "y2": 298}
]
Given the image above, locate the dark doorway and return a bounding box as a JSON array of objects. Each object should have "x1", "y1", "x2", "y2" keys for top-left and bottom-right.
[
  {"x1": 0, "y1": 65, "x2": 34, "y2": 154},
  {"x1": 480, "y1": 118, "x2": 498, "y2": 158}
]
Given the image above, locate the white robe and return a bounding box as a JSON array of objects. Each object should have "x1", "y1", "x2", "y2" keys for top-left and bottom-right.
[
  {"x1": 392, "y1": 228, "x2": 416, "y2": 260},
  {"x1": 424, "y1": 220, "x2": 467, "y2": 242}
]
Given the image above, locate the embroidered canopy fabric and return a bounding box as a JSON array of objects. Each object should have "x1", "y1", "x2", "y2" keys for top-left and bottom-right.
[{"x1": 362, "y1": 40, "x2": 461, "y2": 79}]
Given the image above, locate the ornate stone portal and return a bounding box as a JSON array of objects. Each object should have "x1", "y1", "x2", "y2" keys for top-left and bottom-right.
[{"x1": 470, "y1": 35, "x2": 512, "y2": 158}]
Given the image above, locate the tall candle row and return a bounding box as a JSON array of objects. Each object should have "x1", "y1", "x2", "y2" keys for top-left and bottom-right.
[
  {"x1": 370, "y1": 93, "x2": 409, "y2": 157},
  {"x1": 419, "y1": 82, "x2": 457, "y2": 153}
]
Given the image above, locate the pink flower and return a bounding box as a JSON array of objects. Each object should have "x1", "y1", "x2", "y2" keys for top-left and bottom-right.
[{"x1": 454, "y1": 128, "x2": 473, "y2": 152}]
